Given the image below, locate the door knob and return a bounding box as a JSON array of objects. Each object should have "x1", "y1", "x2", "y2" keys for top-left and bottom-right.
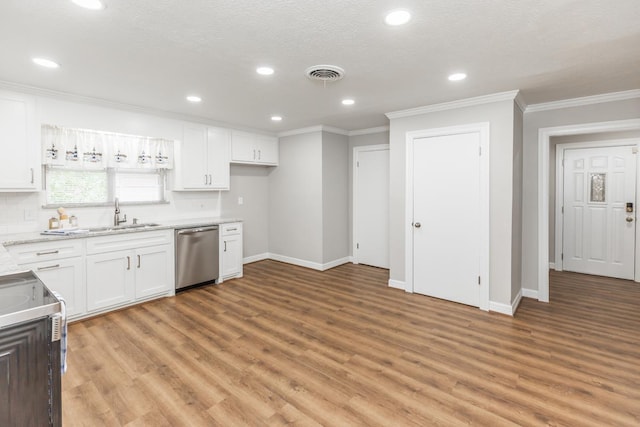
[
  {"x1": 626, "y1": 217, "x2": 634, "y2": 222},
  {"x1": 414, "y1": 222, "x2": 421, "y2": 228}
]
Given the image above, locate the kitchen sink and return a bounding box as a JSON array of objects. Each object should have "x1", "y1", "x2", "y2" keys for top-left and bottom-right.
[{"x1": 87, "y1": 223, "x2": 162, "y2": 232}]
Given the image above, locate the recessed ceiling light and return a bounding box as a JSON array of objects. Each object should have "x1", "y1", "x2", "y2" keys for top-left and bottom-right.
[
  {"x1": 186, "y1": 95, "x2": 202, "y2": 103},
  {"x1": 271, "y1": 116, "x2": 282, "y2": 122},
  {"x1": 342, "y1": 99, "x2": 355, "y2": 105},
  {"x1": 71, "y1": 0, "x2": 105, "y2": 10},
  {"x1": 448, "y1": 72, "x2": 467, "y2": 81},
  {"x1": 256, "y1": 66, "x2": 274, "y2": 76},
  {"x1": 385, "y1": 10, "x2": 411, "y2": 26},
  {"x1": 32, "y1": 58, "x2": 60, "y2": 69}
]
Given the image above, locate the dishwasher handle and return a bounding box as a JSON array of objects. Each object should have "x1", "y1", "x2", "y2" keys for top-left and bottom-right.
[{"x1": 176, "y1": 226, "x2": 219, "y2": 235}]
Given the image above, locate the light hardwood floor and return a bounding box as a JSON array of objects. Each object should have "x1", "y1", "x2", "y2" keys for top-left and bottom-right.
[{"x1": 62, "y1": 261, "x2": 640, "y2": 426}]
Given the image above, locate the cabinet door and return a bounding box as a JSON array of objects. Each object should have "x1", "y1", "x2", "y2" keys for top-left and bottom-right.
[
  {"x1": 178, "y1": 125, "x2": 210, "y2": 189},
  {"x1": 28, "y1": 257, "x2": 86, "y2": 318},
  {"x1": 207, "y1": 127, "x2": 230, "y2": 190},
  {"x1": 0, "y1": 93, "x2": 36, "y2": 190},
  {"x1": 221, "y1": 234, "x2": 242, "y2": 278},
  {"x1": 254, "y1": 135, "x2": 279, "y2": 165},
  {"x1": 230, "y1": 130, "x2": 256, "y2": 163},
  {"x1": 135, "y1": 244, "x2": 173, "y2": 299},
  {"x1": 86, "y1": 251, "x2": 135, "y2": 312}
]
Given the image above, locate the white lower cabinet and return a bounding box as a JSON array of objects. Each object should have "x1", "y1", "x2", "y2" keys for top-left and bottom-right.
[
  {"x1": 86, "y1": 250, "x2": 135, "y2": 312},
  {"x1": 6, "y1": 228, "x2": 176, "y2": 320},
  {"x1": 220, "y1": 222, "x2": 243, "y2": 282},
  {"x1": 25, "y1": 257, "x2": 86, "y2": 318},
  {"x1": 86, "y1": 230, "x2": 174, "y2": 313},
  {"x1": 7, "y1": 240, "x2": 85, "y2": 319},
  {"x1": 134, "y1": 244, "x2": 173, "y2": 299}
]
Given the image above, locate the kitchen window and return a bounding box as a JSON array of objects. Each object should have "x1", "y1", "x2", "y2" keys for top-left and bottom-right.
[
  {"x1": 42, "y1": 125, "x2": 173, "y2": 206},
  {"x1": 45, "y1": 167, "x2": 166, "y2": 206}
]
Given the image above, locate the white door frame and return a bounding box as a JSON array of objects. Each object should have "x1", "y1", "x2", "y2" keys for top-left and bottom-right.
[
  {"x1": 537, "y1": 118, "x2": 640, "y2": 302},
  {"x1": 352, "y1": 144, "x2": 390, "y2": 264},
  {"x1": 405, "y1": 122, "x2": 490, "y2": 311},
  {"x1": 555, "y1": 139, "x2": 640, "y2": 274}
]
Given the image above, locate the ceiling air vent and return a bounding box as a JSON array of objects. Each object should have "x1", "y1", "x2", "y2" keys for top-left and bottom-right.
[{"x1": 305, "y1": 65, "x2": 345, "y2": 82}]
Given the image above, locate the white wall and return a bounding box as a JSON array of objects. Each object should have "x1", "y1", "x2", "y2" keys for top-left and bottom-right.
[
  {"x1": 221, "y1": 165, "x2": 271, "y2": 258},
  {"x1": 389, "y1": 99, "x2": 517, "y2": 305},
  {"x1": 521, "y1": 97, "x2": 640, "y2": 293},
  {"x1": 267, "y1": 129, "x2": 351, "y2": 268},
  {"x1": 512, "y1": 104, "x2": 524, "y2": 300},
  {"x1": 268, "y1": 132, "x2": 323, "y2": 264},
  {"x1": 321, "y1": 131, "x2": 349, "y2": 264}
]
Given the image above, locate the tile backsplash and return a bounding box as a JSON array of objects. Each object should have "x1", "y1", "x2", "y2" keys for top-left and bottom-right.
[{"x1": 0, "y1": 191, "x2": 222, "y2": 235}]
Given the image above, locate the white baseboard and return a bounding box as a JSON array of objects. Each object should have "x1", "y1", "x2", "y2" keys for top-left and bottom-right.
[
  {"x1": 549, "y1": 262, "x2": 556, "y2": 270},
  {"x1": 243, "y1": 253, "x2": 269, "y2": 264},
  {"x1": 489, "y1": 290, "x2": 522, "y2": 317},
  {"x1": 388, "y1": 279, "x2": 405, "y2": 290},
  {"x1": 268, "y1": 253, "x2": 351, "y2": 271},
  {"x1": 322, "y1": 257, "x2": 351, "y2": 270},
  {"x1": 522, "y1": 288, "x2": 539, "y2": 299}
]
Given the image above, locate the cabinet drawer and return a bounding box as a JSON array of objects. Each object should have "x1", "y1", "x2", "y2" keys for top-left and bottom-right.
[
  {"x1": 87, "y1": 230, "x2": 172, "y2": 255},
  {"x1": 221, "y1": 222, "x2": 242, "y2": 236},
  {"x1": 26, "y1": 258, "x2": 86, "y2": 318},
  {"x1": 7, "y1": 239, "x2": 84, "y2": 264}
]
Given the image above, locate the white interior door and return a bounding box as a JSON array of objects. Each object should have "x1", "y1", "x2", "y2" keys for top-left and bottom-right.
[
  {"x1": 562, "y1": 146, "x2": 636, "y2": 279},
  {"x1": 412, "y1": 132, "x2": 480, "y2": 307},
  {"x1": 354, "y1": 147, "x2": 389, "y2": 268}
]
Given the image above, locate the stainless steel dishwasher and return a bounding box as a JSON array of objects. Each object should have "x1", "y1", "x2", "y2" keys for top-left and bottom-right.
[{"x1": 175, "y1": 225, "x2": 219, "y2": 291}]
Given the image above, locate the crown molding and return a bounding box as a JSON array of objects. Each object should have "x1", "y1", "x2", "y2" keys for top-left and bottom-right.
[
  {"x1": 277, "y1": 125, "x2": 352, "y2": 138},
  {"x1": 277, "y1": 125, "x2": 323, "y2": 137},
  {"x1": 349, "y1": 126, "x2": 389, "y2": 136},
  {"x1": 322, "y1": 126, "x2": 350, "y2": 136},
  {"x1": 385, "y1": 90, "x2": 520, "y2": 120},
  {"x1": 0, "y1": 80, "x2": 277, "y2": 136},
  {"x1": 514, "y1": 92, "x2": 528, "y2": 112},
  {"x1": 525, "y1": 89, "x2": 640, "y2": 113}
]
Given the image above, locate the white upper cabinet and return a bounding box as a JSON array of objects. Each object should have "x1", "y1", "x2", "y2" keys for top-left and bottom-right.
[
  {"x1": 231, "y1": 130, "x2": 278, "y2": 166},
  {"x1": 0, "y1": 92, "x2": 37, "y2": 191},
  {"x1": 173, "y1": 125, "x2": 230, "y2": 191}
]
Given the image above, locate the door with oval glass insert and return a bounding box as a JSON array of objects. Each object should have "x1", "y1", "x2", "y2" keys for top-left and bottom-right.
[{"x1": 562, "y1": 146, "x2": 636, "y2": 279}]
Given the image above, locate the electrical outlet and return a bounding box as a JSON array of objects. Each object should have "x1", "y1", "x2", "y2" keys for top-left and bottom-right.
[{"x1": 238, "y1": 197, "x2": 244, "y2": 205}]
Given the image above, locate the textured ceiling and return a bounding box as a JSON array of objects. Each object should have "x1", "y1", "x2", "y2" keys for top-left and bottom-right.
[{"x1": 0, "y1": 0, "x2": 638, "y2": 132}]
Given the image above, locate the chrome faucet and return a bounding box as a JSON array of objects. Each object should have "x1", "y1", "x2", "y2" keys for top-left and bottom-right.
[{"x1": 114, "y1": 197, "x2": 127, "y2": 226}]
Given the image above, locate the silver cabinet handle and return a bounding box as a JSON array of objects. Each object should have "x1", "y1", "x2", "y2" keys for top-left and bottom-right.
[
  {"x1": 253, "y1": 149, "x2": 256, "y2": 160},
  {"x1": 204, "y1": 174, "x2": 207, "y2": 185},
  {"x1": 226, "y1": 227, "x2": 237, "y2": 232},
  {"x1": 127, "y1": 256, "x2": 131, "y2": 270},
  {"x1": 209, "y1": 174, "x2": 212, "y2": 185},
  {"x1": 30, "y1": 168, "x2": 34, "y2": 184},
  {"x1": 224, "y1": 241, "x2": 227, "y2": 252},
  {"x1": 414, "y1": 222, "x2": 421, "y2": 228},
  {"x1": 37, "y1": 250, "x2": 59, "y2": 256},
  {"x1": 258, "y1": 150, "x2": 261, "y2": 160},
  {"x1": 137, "y1": 254, "x2": 141, "y2": 268},
  {"x1": 37, "y1": 264, "x2": 60, "y2": 271}
]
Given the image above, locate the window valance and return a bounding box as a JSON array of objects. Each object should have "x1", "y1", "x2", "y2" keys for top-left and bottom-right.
[{"x1": 41, "y1": 125, "x2": 174, "y2": 169}]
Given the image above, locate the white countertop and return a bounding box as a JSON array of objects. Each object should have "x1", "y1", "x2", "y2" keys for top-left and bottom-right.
[
  {"x1": 0, "y1": 217, "x2": 241, "y2": 275},
  {"x1": 0, "y1": 245, "x2": 24, "y2": 275}
]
